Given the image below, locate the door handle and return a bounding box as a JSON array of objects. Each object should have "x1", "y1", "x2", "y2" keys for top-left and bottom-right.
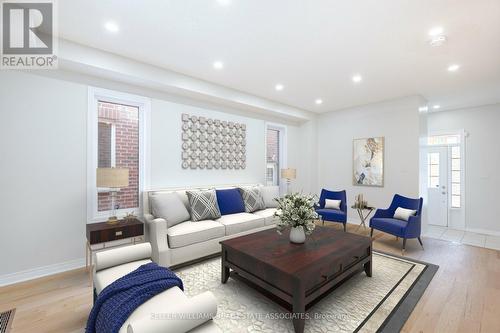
[{"x1": 441, "y1": 192, "x2": 446, "y2": 195}]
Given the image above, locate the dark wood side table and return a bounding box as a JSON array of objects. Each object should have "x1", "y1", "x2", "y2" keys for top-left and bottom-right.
[
  {"x1": 351, "y1": 205, "x2": 375, "y2": 229},
  {"x1": 85, "y1": 218, "x2": 144, "y2": 283}
]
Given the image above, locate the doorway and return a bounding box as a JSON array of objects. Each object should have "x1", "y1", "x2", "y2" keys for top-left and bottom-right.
[
  {"x1": 427, "y1": 146, "x2": 448, "y2": 226},
  {"x1": 424, "y1": 132, "x2": 465, "y2": 229}
]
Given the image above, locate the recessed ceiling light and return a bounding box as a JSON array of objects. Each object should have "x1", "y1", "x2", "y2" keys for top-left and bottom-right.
[
  {"x1": 315, "y1": 99, "x2": 323, "y2": 105},
  {"x1": 428, "y1": 26, "x2": 444, "y2": 36},
  {"x1": 217, "y1": 0, "x2": 231, "y2": 5},
  {"x1": 433, "y1": 104, "x2": 441, "y2": 109},
  {"x1": 275, "y1": 84, "x2": 284, "y2": 91},
  {"x1": 104, "y1": 21, "x2": 119, "y2": 33},
  {"x1": 418, "y1": 106, "x2": 429, "y2": 112},
  {"x1": 213, "y1": 61, "x2": 224, "y2": 70},
  {"x1": 448, "y1": 64, "x2": 460, "y2": 72},
  {"x1": 352, "y1": 75, "x2": 362, "y2": 83}
]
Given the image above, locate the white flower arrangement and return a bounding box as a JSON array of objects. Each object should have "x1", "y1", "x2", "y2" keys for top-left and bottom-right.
[{"x1": 274, "y1": 193, "x2": 319, "y2": 235}]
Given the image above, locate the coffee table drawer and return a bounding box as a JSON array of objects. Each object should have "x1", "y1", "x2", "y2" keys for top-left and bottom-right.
[
  {"x1": 341, "y1": 247, "x2": 370, "y2": 271},
  {"x1": 305, "y1": 263, "x2": 342, "y2": 291}
]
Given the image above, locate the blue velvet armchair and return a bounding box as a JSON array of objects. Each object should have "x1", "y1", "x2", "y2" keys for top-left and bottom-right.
[
  {"x1": 315, "y1": 189, "x2": 347, "y2": 232},
  {"x1": 369, "y1": 194, "x2": 424, "y2": 253}
]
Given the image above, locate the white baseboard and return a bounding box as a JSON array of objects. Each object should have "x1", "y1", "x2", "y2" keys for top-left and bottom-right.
[
  {"x1": 465, "y1": 227, "x2": 500, "y2": 237},
  {"x1": 0, "y1": 258, "x2": 86, "y2": 287}
]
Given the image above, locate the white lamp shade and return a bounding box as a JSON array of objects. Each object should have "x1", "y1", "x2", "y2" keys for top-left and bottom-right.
[
  {"x1": 96, "y1": 168, "x2": 129, "y2": 188},
  {"x1": 281, "y1": 168, "x2": 296, "y2": 180}
]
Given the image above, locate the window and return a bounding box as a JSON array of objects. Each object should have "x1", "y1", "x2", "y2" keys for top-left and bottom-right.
[
  {"x1": 265, "y1": 125, "x2": 287, "y2": 188},
  {"x1": 428, "y1": 134, "x2": 460, "y2": 145},
  {"x1": 450, "y1": 146, "x2": 461, "y2": 208},
  {"x1": 97, "y1": 101, "x2": 140, "y2": 212},
  {"x1": 428, "y1": 152, "x2": 439, "y2": 189},
  {"x1": 266, "y1": 128, "x2": 280, "y2": 186},
  {"x1": 88, "y1": 88, "x2": 150, "y2": 222}
]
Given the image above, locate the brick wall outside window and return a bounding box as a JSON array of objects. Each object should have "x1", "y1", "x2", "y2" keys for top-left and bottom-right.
[{"x1": 97, "y1": 102, "x2": 139, "y2": 211}]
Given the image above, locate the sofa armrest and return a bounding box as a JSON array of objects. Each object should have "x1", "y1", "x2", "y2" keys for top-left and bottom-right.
[
  {"x1": 94, "y1": 243, "x2": 152, "y2": 272},
  {"x1": 127, "y1": 291, "x2": 218, "y2": 333},
  {"x1": 147, "y1": 217, "x2": 170, "y2": 267},
  {"x1": 405, "y1": 215, "x2": 422, "y2": 238}
]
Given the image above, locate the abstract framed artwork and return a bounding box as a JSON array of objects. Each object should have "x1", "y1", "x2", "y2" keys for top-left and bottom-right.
[{"x1": 353, "y1": 137, "x2": 384, "y2": 187}]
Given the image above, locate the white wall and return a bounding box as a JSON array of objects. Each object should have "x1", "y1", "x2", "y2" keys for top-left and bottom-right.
[
  {"x1": 0, "y1": 70, "x2": 316, "y2": 285},
  {"x1": 427, "y1": 104, "x2": 500, "y2": 234},
  {"x1": 150, "y1": 99, "x2": 266, "y2": 188},
  {"x1": 316, "y1": 96, "x2": 425, "y2": 222},
  {"x1": 0, "y1": 71, "x2": 88, "y2": 282}
]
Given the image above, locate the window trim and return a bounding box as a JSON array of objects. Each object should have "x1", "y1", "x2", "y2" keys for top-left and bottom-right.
[
  {"x1": 265, "y1": 123, "x2": 287, "y2": 194},
  {"x1": 87, "y1": 87, "x2": 151, "y2": 223}
]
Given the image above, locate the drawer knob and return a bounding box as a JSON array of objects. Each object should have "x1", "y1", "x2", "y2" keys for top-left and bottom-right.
[{"x1": 115, "y1": 231, "x2": 123, "y2": 236}]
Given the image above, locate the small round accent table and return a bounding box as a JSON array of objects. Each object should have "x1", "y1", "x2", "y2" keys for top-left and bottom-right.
[{"x1": 351, "y1": 205, "x2": 375, "y2": 229}]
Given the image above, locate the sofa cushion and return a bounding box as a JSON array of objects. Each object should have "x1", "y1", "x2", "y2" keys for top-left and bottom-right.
[
  {"x1": 324, "y1": 199, "x2": 341, "y2": 210},
  {"x1": 94, "y1": 259, "x2": 152, "y2": 295},
  {"x1": 216, "y1": 188, "x2": 245, "y2": 215},
  {"x1": 238, "y1": 186, "x2": 266, "y2": 212},
  {"x1": 216, "y1": 213, "x2": 265, "y2": 235},
  {"x1": 253, "y1": 208, "x2": 278, "y2": 226},
  {"x1": 151, "y1": 192, "x2": 191, "y2": 227},
  {"x1": 394, "y1": 207, "x2": 417, "y2": 221},
  {"x1": 186, "y1": 189, "x2": 222, "y2": 221},
  {"x1": 260, "y1": 186, "x2": 280, "y2": 208},
  {"x1": 167, "y1": 220, "x2": 225, "y2": 248},
  {"x1": 370, "y1": 218, "x2": 408, "y2": 237},
  {"x1": 316, "y1": 208, "x2": 347, "y2": 222}
]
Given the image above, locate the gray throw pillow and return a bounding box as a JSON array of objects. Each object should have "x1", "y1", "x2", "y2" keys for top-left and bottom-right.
[
  {"x1": 151, "y1": 192, "x2": 191, "y2": 228},
  {"x1": 186, "y1": 189, "x2": 222, "y2": 221},
  {"x1": 238, "y1": 186, "x2": 266, "y2": 212},
  {"x1": 260, "y1": 185, "x2": 280, "y2": 208}
]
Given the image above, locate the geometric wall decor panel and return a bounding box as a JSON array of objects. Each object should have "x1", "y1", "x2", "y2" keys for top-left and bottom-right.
[{"x1": 181, "y1": 113, "x2": 246, "y2": 170}]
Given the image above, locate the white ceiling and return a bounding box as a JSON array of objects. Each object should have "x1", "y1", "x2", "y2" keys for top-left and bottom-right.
[{"x1": 58, "y1": 0, "x2": 500, "y2": 113}]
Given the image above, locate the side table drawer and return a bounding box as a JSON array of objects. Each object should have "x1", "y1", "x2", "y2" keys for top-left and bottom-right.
[{"x1": 89, "y1": 224, "x2": 144, "y2": 244}]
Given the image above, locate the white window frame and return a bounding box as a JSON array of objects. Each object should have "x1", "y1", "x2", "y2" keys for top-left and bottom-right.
[
  {"x1": 265, "y1": 123, "x2": 287, "y2": 193},
  {"x1": 87, "y1": 87, "x2": 151, "y2": 223}
]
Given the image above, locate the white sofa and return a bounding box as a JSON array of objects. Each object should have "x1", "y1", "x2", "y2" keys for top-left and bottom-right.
[
  {"x1": 94, "y1": 243, "x2": 221, "y2": 333},
  {"x1": 143, "y1": 184, "x2": 279, "y2": 267}
]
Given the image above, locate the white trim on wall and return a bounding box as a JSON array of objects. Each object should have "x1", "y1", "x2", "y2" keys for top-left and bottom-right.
[
  {"x1": 0, "y1": 258, "x2": 85, "y2": 287},
  {"x1": 87, "y1": 87, "x2": 151, "y2": 223}
]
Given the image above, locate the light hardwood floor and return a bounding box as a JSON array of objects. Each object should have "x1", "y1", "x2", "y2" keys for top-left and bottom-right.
[{"x1": 1, "y1": 224, "x2": 500, "y2": 333}]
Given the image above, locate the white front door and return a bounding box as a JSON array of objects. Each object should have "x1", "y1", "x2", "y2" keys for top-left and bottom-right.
[{"x1": 427, "y1": 147, "x2": 448, "y2": 226}]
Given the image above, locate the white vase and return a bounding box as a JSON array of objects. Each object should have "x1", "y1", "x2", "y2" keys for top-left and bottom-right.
[{"x1": 290, "y1": 226, "x2": 306, "y2": 244}]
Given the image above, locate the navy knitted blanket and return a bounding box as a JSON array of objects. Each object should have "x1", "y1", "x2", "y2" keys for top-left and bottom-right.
[{"x1": 86, "y1": 262, "x2": 183, "y2": 333}]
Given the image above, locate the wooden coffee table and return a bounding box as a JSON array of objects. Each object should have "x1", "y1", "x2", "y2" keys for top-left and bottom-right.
[{"x1": 220, "y1": 226, "x2": 372, "y2": 333}]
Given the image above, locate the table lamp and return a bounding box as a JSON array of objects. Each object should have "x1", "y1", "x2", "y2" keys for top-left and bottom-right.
[
  {"x1": 96, "y1": 168, "x2": 129, "y2": 224},
  {"x1": 281, "y1": 168, "x2": 296, "y2": 194}
]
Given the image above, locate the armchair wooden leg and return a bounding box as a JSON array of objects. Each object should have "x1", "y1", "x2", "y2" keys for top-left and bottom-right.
[
  {"x1": 370, "y1": 228, "x2": 373, "y2": 237},
  {"x1": 402, "y1": 238, "x2": 406, "y2": 255},
  {"x1": 418, "y1": 237, "x2": 424, "y2": 250},
  {"x1": 396, "y1": 236, "x2": 399, "y2": 241},
  {"x1": 343, "y1": 223, "x2": 347, "y2": 232}
]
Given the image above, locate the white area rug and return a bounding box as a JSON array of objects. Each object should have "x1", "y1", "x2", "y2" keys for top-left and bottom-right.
[{"x1": 175, "y1": 252, "x2": 429, "y2": 333}]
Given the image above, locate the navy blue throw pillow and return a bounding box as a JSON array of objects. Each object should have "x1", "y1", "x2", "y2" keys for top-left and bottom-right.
[{"x1": 216, "y1": 188, "x2": 245, "y2": 215}]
